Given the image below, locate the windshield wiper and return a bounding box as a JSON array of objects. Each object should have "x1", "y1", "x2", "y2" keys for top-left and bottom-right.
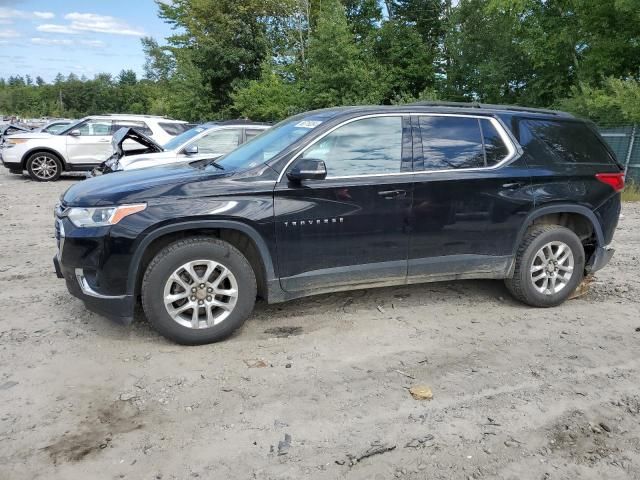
[{"x1": 205, "y1": 157, "x2": 225, "y2": 170}]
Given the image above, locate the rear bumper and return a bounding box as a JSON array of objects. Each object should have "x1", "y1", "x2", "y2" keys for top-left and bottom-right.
[{"x1": 587, "y1": 244, "x2": 615, "y2": 273}]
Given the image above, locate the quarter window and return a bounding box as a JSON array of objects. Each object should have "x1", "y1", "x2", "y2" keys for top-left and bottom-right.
[
  {"x1": 301, "y1": 116, "x2": 403, "y2": 177},
  {"x1": 244, "y1": 128, "x2": 264, "y2": 142},
  {"x1": 419, "y1": 116, "x2": 509, "y2": 170},
  {"x1": 517, "y1": 119, "x2": 615, "y2": 165},
  {"x1": 113, "y1": 121, "x2": 153, "y2": 136}
]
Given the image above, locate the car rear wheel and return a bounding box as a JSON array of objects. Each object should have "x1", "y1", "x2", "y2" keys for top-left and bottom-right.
[
  {"x1": 26, "y1": 152, "x2": 62, "y2": 181},
  {"x1": 141, "y1": 237, "x2": 257, "y2": 345},
  {"x1": 505, "y1": 225, "x2": 585, "y2": 307}
]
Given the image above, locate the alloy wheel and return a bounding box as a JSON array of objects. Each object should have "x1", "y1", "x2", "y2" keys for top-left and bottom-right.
[
  {"x1": 31, "y1": 155, "x2": 59, "y2": 180},
  {"x1": 530, "y1": 241, "x2": 575, "y2": 295},
  {"x1": 163, "y1": 260, "x2": 238, "y2": 329}
]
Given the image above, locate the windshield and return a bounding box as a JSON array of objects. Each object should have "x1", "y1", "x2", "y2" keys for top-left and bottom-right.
[
  {"x1": 163, "y1": 125, "x2": 208, "y2": 150},
  {"x1": 214, "y1": 115, "x2": 327, "y2": 171}
]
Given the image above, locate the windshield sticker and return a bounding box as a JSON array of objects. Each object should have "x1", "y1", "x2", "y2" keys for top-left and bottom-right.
[{"x1": 295, "y1": 120, "x2": 323, "y2": 129}]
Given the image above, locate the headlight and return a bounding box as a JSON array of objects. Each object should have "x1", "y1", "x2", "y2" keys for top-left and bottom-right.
[
  {"x1": 7, "y1": 138, "x2": 28, "y2": 145},
  {"x1": 67, "y1": 203, "x2": 146, "y2": 227}
]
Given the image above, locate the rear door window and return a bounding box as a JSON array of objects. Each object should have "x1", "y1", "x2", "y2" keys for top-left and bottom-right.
[
  {"x1": 76, "y1": 119, "x2": 113, "y2": 136},
  {"x1": 517, "y1": 119, "x2": 615, "y2": 165},
  {"x1": 418, "y1": 116, "x2": 510, "y2": 170},
  {"x1": 191, "y1": 129, "x2": 241, "y2": 155}
]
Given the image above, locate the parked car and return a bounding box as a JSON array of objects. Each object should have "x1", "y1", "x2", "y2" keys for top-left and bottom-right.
[
  {"x1": 92, "y1": 120, "x2": 271, "y2": 175},
  {"x1": 0, "y1": 123, "x2": 32, "y2": 145},
  {"x1": 0, "y1": 114, "x2": 189, "y2": 181},
  {"x1": 53, "y1": 103, "x2": 623, "y2": 345},
  {"x1": 35, "y1": 119, "x2": 74, "y2": 134}
]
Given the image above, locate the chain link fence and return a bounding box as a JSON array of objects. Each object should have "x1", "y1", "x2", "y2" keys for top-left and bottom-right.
[{"x1": 598, "y1": 125, "x2": 639, "y2": 184}]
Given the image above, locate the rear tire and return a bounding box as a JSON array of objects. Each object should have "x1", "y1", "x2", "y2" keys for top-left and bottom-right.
[
  {"x1": 141, "y1": 237, "x2": 257, "y2": 345},
  {"x1": 505, "y1": 225, "x2": 584, "y2": 307},
  {"x1": 26, "y1": 152, "x2": 62, "y2": 181}
]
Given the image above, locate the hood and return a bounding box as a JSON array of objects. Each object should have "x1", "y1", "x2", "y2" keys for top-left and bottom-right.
[
  {"x1": 4, "y1": 132, "x2": 52, "y2": 140},
  {"x1": 63, "y1": 162, "x2": 228, "y2": 207},
  {"x1": 111, "y1": 127, "x2": 164, "y2": 158},
  {"x1": 117, "y1": 150, "x2": 178, "y2": 168},
  {"x1": 91, "y1": 127, "x2": 165, "y2": 175}
]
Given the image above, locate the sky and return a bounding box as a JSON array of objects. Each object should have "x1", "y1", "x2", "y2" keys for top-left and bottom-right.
[{"x1": 0, "y1": 0, "x2": 174, "y2": 82}]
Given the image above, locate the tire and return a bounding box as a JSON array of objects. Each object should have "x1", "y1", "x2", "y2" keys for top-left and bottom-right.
[
  {"x1": 26, "y1": 152, "x2": 63, "y2": 181},
  {"x1": 141, "y1": 237, "x2": 257, "y2": 345},
  {"x1": 505, "y1": 225, "x2": 585, "y2": 307}
]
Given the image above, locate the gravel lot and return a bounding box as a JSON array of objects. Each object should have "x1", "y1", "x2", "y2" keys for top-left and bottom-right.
[{"x1": 1, "y1": 167, "x2": 639, "y2": 480}]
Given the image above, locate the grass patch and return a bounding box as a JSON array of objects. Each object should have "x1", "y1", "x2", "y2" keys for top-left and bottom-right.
[{"x1": 622, "y1": 181, "x2": 640, "y2": 202}]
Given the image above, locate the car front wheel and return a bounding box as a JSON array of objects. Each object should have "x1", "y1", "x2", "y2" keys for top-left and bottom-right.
[
  {"x1": 505, "y1": 225, "x2": 585, "y2": 307},
  {"x1": 26, "y1": 152, "x2": 62, "y2": 181},
  {"x1": 141, "y1": 237, "x2": 257, "y2": 345}
]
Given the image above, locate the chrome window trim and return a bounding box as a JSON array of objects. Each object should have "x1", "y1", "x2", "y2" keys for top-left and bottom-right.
[{"x1": 276, "y1": 113, "x2": 518, "y2": 183}]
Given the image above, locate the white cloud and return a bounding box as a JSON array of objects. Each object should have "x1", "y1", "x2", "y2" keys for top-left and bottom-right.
[
  {"x1": 64, "y1": 12, "x2": 144, "y2": 36},
  {"x1": 80, "y1": 39, "x2": 106, "y2": 49},
  {"x1": 0, "y1": 8, "x2": 55, "y2": 20},
  {"x1": 36, "y1": 24, "x2": 78, "y2": 34},
  {"x1": 33, "y1": 11, "x2": 55, "y2": 19},
  {"x1": 31, "y1": 37, "x2": 73, "y2": 46},
  {"x1": 0, "y1": 29, "x2": 20, "y2": 38}
]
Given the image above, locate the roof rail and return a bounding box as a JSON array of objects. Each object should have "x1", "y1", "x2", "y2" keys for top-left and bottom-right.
[{"x1": 409, "y1": 101, "x2": 572, "y2": 117}]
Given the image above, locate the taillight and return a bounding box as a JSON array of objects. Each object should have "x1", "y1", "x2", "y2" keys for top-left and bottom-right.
[{"x1": 596, "y1": 172, "x2": 625, "y2": 192}]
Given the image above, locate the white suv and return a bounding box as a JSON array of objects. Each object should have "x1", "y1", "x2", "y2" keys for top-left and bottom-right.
[{"x1": 0, "y1": 114, "x2": 189, "y2": 181}]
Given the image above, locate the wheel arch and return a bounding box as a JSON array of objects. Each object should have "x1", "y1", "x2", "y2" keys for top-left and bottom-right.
[
  {"x1": 127, "y1": 220, "x2": 279, "y2": 302},
  {"x1": 22, "y1": 147, "x2": 67, "y2": 169},
  {"x1": 510, "y1": 204, "x2": 604, "y2": 275}
]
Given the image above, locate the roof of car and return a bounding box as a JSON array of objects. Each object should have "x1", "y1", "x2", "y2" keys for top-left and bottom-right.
[
  {"x1": 200, "y1": 120, "x2": 272, "y2": 127},
  {"x1": 301, "y1": 102, "x2": 575, "y2": 120},
  {"x1": 88, "y1": 114, "x2": 187, "y2": 122}
]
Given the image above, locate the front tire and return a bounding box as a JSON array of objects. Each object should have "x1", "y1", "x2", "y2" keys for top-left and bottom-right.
[
  {"x1": 141, "y1": 237, "x2": 257, "y2": 345},
  {"x1": 26, "y1": 152, "x2": 62, "y2": 181},
  {"x1": 505, "y1": 225, "x2": 585, "y2": 307}
]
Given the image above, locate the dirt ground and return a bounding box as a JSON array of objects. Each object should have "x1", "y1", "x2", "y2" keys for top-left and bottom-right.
[{"x1": 0, "y1": 167, "x2": 639, "y2": 480}]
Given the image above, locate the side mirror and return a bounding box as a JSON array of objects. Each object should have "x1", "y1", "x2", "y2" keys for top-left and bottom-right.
[
  {"x1": 68, "y1": 130, "x2": 81, "y2": 137},
  {"x1": 184, "y1": 144, "x2": 198, "y2": 155},
  {"x1": 287, "y1": 158, "x2": 327, "y2": 182}
]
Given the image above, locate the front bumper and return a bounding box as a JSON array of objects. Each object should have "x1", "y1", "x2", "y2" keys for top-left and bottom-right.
[
  {"x1": 54, "y1": 255, "x2": 135, "y2": 325},
  {"x1": 587, "y1": 244, "x2": 615, "y2": 273},
  {"x1": 53, "y1": 214, "x2": 135, "y2": 325}
]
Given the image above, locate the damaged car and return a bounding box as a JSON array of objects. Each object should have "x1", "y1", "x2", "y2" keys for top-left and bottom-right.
[{"x1": 92, "y1": 121, "x2": 271, "y2": 175}]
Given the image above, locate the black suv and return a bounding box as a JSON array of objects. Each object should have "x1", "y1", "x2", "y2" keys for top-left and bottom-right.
[{"x1": 53, "y1": 104, "x2": 624, "y2": 345}]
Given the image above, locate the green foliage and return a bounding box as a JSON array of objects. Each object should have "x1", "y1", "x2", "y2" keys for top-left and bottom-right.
[
  {"x1": 231, "y1": 65, "x2": 302, "y2": 121},
  {"x1": 305, "y1": 0, "x2": 382, "y2": 108},
  {"x1": 558, "y1": 78, "x2": 640, "y2": 125}
]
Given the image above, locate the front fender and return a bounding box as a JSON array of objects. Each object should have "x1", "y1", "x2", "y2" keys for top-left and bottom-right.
[{"x1": 126, "y1": 219, "x2": 281, "y2": 300}]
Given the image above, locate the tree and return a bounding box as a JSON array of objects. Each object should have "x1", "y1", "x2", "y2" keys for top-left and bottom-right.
[{"x1": 305, "y1": 0, "x2": 382, "y2": 108}]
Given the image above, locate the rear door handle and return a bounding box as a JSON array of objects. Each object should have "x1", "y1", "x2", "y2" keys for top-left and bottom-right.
[{"x1": 378, "y1": 189, "x2": 407, "y2": 199}]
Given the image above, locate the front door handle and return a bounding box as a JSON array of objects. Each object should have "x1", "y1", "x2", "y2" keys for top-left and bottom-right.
[{"x1": 378, "y1": 189, "x2": 407, "y2": 199}]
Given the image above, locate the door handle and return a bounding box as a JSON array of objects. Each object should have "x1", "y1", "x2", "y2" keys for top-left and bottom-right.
[
  {"x1": 98, "y1": 139, "x2": 110, "y2": 143},
  {"x1": 378, "y1": 189, "x2": 407, "y2": 199}
]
